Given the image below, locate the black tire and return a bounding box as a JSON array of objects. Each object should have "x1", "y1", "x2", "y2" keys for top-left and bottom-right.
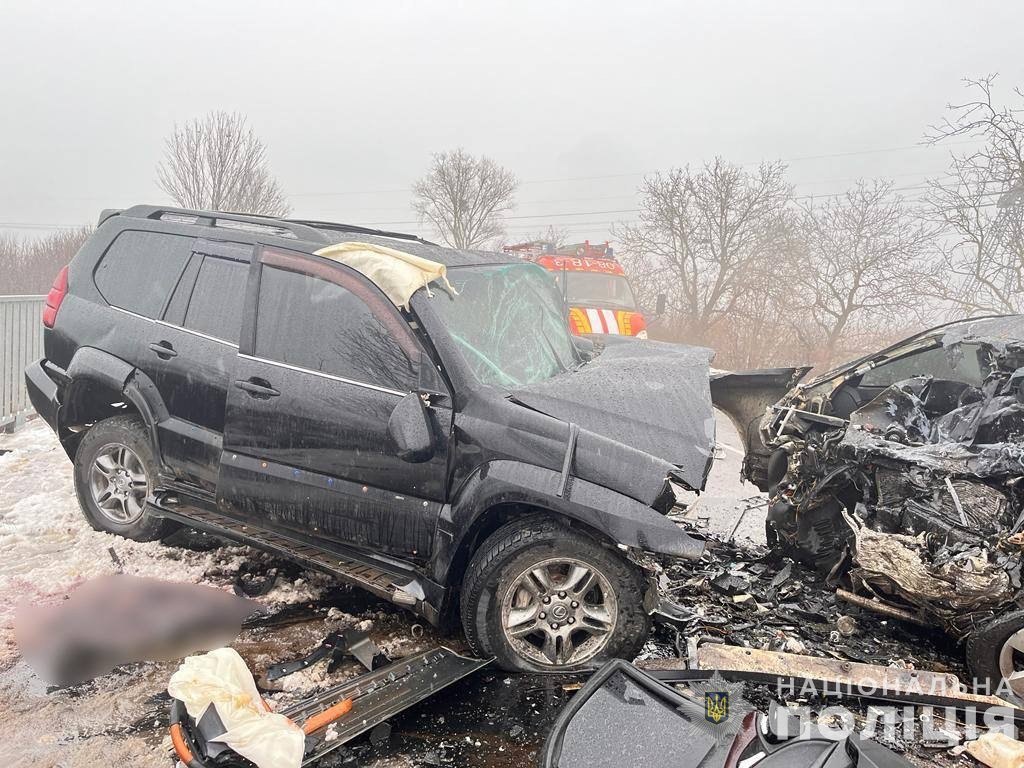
[
  {"x1": 966, "y1": 610, "x2": 1024, "y2": 697},
  {"x1": 73, "y1": 414, "x2": 178, "y2": 542},
  {"x1": 460, "y1": 515, "x2": 650, "y2": 672}
]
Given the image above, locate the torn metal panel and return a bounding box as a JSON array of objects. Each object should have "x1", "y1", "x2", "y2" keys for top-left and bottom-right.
[
  {"x1": 511, "y1": 339, "x2": 717, "y2": 491},
  {"x1": 710, "y1": 366, "x2": 812, "y2": 490},
  {"x1": 732, "y1": 314, "x2": 1024, "y2": 643},
  {"x1": 849, "y1": 526, "x2": 1015, "y2": 634}
]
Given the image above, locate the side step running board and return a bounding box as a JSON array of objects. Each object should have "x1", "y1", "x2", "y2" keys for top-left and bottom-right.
[{"x1": 147, "y1": 497, "x2": 429, "y2": 618}]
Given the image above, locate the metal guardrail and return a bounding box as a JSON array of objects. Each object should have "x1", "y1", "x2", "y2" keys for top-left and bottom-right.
[{"x1": 1, "y1": 295, "x2": 45, "y2": 432}]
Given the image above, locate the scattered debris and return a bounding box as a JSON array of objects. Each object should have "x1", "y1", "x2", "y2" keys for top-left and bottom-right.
[
  {"x1": 262, "y1": 628, "x2": 386, "y2": 684},
  {"x1": 170, "y1": 646, "x2": 491, "y2": 767},
  {"x1": 965, "y1": 731, "x2": 1024, "y2": 768},
  {"x1": 169, "y1": 647, "x2": 306, "y2": 768}
]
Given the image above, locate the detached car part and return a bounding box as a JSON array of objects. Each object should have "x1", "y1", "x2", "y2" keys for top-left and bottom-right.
[
  {"x1": 541, "y1": 659, "x2": 916, "y2": 768},
  {"x1": 262, "y1": 629, "x2": 385, "y2": 683},
  {"x1": 171, "y1": 646, "x2": 490, "y2": 768}
]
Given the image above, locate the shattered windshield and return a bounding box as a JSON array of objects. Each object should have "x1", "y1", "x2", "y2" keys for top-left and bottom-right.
[{"x1": 426, "y1": 263, "x2": 578, "y2": 387}]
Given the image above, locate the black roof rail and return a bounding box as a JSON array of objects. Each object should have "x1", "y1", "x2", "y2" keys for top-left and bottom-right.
[
  {"x1": 119, "y1": 205, "x2": 331, "y2": 243},
  {"x1": 97, "y1": 208, "x2": 123, "y2": 227},
  {"x1": 284, "y1": 218, "x2": 430, "y2": 245}
]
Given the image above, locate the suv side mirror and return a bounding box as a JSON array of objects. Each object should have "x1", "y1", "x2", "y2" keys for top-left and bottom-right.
[
  {"x1": 388, "y1": 392, "x2": 436, "y2": 463},
  {"x1": 655, "y1": 293, "x2": 667, "y2": 317}
]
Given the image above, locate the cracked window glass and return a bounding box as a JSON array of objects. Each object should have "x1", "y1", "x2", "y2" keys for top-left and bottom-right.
[
  {"x1": 860, "y1": 343, "x2": 984, "y2": 388},
  {"x1": 427, "y1": 263, "x2": 578, "y2": 386}
]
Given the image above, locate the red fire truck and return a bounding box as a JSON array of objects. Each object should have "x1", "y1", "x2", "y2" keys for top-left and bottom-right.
[{"x1": 502, "y1": 240, "x2": 650, "y2": 338}]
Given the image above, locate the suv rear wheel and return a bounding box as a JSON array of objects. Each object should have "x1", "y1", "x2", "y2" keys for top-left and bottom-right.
[
  {"x1": 73, "y1": 414, "x2": 177, "y2": 542},
  {"x1": 460, "y1": 516, "x2": 650, "y2": 672}
]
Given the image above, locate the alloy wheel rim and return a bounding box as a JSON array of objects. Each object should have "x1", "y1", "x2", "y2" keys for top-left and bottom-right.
[
  {"x1": 89, "y1": 443, "x2": 149, "y2": 525},
  {"x1": 999, "y1": 629, "x2": 1024, "y2": 699},
  {"x1": 500, "y1": 556, "x2": 617, "y2": 667}
]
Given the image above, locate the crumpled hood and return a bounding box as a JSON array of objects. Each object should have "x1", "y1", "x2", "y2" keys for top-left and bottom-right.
[{"x1": 510, "y1": 339, "x2": 716, "y2": 490}]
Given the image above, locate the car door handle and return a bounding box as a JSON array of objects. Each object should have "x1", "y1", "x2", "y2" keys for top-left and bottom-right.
[
  {"x1": 234, "y1": 378, "x2": 280, "y2": 399},
  {"x1": 148, "y1": 341, "x2": 178, "y2": 359}
]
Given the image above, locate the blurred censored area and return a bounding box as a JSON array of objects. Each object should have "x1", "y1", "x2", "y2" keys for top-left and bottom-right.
[{"x1": 14, "y1": 574, "x2": 256, "y2": 686}]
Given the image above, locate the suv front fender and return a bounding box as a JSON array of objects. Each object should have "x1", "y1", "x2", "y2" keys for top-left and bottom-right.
[{"x1": 433, "y1": 460, "x2": 704, "y2": 586}]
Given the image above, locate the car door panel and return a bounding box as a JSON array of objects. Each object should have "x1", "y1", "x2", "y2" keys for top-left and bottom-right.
[
  {"x1": 218, "y1": 246, "x2": 451, "y2": 563},
  {"x1": 147, "y1": 241, "x2": 252, "y2": 489}
]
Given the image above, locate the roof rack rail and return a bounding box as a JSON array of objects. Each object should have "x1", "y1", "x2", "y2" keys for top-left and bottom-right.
[
  {"x1": 119, "y1": 205, "x2": 331, "y2": 243},
  {"x1": 284, "y1": 219, "x2": 429, "y2": 244}
]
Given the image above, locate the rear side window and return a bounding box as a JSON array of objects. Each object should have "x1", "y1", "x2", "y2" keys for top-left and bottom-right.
[
  {"x1": 254, "y1": 265, "x2": 417, "y2": 392},
  {"x1": 94, "y1": 231, "x2": 192, "y2": 318},
  {"x1": 183, "y1": 256, "x2": 249, "y2": 343}
]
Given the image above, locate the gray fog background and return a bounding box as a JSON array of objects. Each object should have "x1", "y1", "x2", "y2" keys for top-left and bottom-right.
[{"x1": 2, "y1": 1, "x2": 1023, "y2": 242}]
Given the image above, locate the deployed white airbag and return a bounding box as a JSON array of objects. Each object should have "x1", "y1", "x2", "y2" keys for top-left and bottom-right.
[
  {"x1": 314, "y1": 241, "x2": 456, "y2": 308},
  {"x1": 168, "y1": 647, "x2": 304, "y2": 768}
]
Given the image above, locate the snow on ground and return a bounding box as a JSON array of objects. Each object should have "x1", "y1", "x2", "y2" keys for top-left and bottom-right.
[
  {"x1": 0, "y1": 414, "x2": 763, "y2": 767},
  {"x1": 0, "y1": 418, "x2": 420, "y2": 767}
]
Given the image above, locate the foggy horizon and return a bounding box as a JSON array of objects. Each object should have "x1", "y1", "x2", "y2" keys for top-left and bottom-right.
[{"x1": 3, "y1": 1, "x2": 1024, "y2": 244}]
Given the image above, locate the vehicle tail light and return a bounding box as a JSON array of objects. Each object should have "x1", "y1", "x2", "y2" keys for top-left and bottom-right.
[{"x1": 42, "y1": 265, "x2": 69, "y2": 328}]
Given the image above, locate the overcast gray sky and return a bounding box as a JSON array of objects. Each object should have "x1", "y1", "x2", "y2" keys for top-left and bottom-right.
[{"x1": 2, "y1": 1, "x2": 1023, "y2": 244}]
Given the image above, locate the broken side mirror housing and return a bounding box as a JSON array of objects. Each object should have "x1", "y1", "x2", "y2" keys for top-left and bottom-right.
[
  {"x1": 388, "y1": 392, "x2": 436, "y2": 463},
  {"x1": 571, "y1": 335, "x2": 595, "y2": 361}
]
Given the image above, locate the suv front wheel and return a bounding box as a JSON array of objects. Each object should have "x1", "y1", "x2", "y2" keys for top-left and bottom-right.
[
  {"x1": 460, "y1": 516, "x2": 650, "y2": 672},
  {"x1": 73, "y1": 414, "x2": 177, "y2": 542}
]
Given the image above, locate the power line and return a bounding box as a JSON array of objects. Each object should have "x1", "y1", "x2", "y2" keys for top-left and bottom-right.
[{"x1": 288, "y1": 140, "x2": 983, "y2": 198}]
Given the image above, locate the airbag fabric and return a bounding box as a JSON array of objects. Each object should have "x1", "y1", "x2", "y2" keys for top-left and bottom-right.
[
  {"x1": 315, "y1": 241, "x2": 456, "y2": 309},
  {"x1": 167, "y1": 647, "x2": 304, "y2": 768}
]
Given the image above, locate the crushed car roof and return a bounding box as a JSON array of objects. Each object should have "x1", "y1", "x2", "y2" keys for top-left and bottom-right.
[{"x1": 803, "y1": 313, "x2": 1024, "y2": 389}]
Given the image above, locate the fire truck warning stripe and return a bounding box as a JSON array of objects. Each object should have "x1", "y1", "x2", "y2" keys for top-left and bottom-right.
[
  {"x1": 600, "y1": 309, "x2": 620, "y2": 334},
  {"x1": 585, "y1": 308, "x2": 604, "y2": 333}
]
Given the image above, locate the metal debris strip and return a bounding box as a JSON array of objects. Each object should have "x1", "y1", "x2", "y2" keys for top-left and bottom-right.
[
  {"x1": 284, "y1": 647, "x2": 490, "y2": 765},
  {"x1": 726, "y1": 495, "x2": 769, "y2": 542},
  {"x1": 664, "y1": 644, "x2": 1016, "y2": 711}
]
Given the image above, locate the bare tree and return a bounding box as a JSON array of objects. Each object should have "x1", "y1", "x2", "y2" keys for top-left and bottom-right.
[
  {"x1": 617, "y1": 158, "x2": 792, "y2": 354},
  {"x1": 795, "y1": 181, "x2": 933, "y2": 367},
  {"x1": 0, "y1": 226, "x2": 92, "y2": 294},
  {"x1": 412, "y1": 149, "x2": 517, "y2": 249},
  {"x1": 922, "y1": 76, "x2": 1024, "y2": 314},
  {"x1": 156, "y1": 111, "x2": 291, "y2": 216},
  {"x1": 531, "y1": 225, "x2": 571, "y2": 249}
]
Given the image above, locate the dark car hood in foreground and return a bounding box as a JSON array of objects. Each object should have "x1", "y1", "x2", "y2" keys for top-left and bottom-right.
[{"x1": 510, "y1": 339, "x2": 716, "y2": 491}]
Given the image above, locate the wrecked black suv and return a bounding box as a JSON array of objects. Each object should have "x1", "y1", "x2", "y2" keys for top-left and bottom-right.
[
  {"x1": 25, "y1": 205, "x2": 714, "y2": 672},
  {"x1": 716, "y1": 317, "x2": 1024, "y2": 693}
]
